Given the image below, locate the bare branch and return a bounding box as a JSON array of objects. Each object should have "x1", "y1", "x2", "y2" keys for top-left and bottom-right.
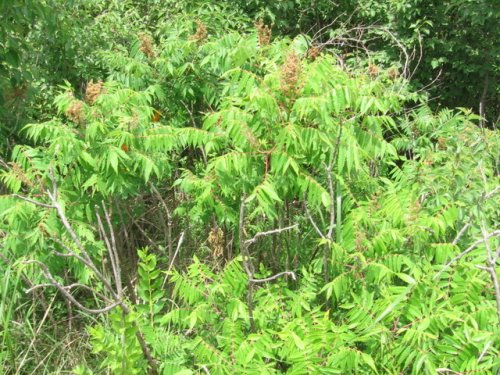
[
  {"x1": 24, "y1": 260, "x2": 121, "y2": 314},
  {"x1": 477, "y1": 341, "x2": 492, "y2": 362},
  {"x1": 101, "y1": 202, "x2": 122, "y2": 297},
  {"x1": 374, "y1": 27, "x2": 411, "y2": 77},
  {"x1": 436, "y1": 369, "x2": 463, "y2": 375},
  {"x1": 434, "y1": 230, "x2": 500, "y2": 280},
  {"x1": 95, "y1": 207, "x2": 121, "y2": 297},
  {"x1": 16, "y1": 169, "x2": 159, "y2": 373},
  {"x1": 51, "y1": 238, "x2": 117, "y2": 299},
  {"x1": 26, "y1": 282, "x2": 113, "y2": 303},
  {"x1": 150, "y1": 184, "x2": 173, "y2": 259},
  {"x1": 480, "y1": 221, "x2": 500, "y2": 323},
  {"x1": 244, "y1": 224, "x2": 299, "y2": 246},
  {"x1": 305, "y1": 201, "x2": 326, "y2": 239},
  {"x1": 238, "y1": 196, "x2": 255, "y2": 332},
  {"x1": 483, "y1": 185, "x2": 500, "y2": 200},
  {"x1": 161, "y1": 232, "x2": 185, "y2": 289},
  {"x1": 11, "y1": 194, "x2": 54, "y2": 209},
  {"x1": 250, "y1": 271, "x2": 296, "y2": 284},
  {"x1": 326, "y1": 163, "x2": 336, "y2": 240},
  {"x1": 452, "y1": 220, "x2": 471, "y2": 245},
  {"x1": 238, "y1": 196, "x2": 254, "y2": 276}
]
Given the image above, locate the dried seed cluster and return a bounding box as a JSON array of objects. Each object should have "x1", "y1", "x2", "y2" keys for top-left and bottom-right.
[
  {"x1": 11, "y1": 162, "x2": 34, "y2": 188},
  {"x1": 407, "y1": 200, "x2": 421, "y2": 223},
  {"x1": 255, "y1": 21, "x2": 271, "y2": 46},
  {"x1": 355, "y1": 230, "x2": 367, "y2": 251},
  {"x1": 280, "y1": 52, "x2": 302, "y2": 95},
  {"x1": 437, "y1": 137, "x2": 447, "y2": 150},
  {"x1": 139, "y1": 32, "x2": 155, "y2": 58},
  {"x1": 85, "y1": 80, "x2": 103, "y2": 105},
  {"x1": 307, "y1": 46, "x2": 320, "y2": 60},
  {"x1": 368, "y1": 64, "x2": 380, "y2": 77},
  {"x1": 208, "y1": 226, "x2": 224, "y2": 258},
  {"x1": 190, "y1": 20, "x2": 207, "y2": 44},
  {"x1": 4, "y1": 85, "x2": 28, "y2": 102},
  {"x1": 66, "y1": 99, "x2": 84, "y2": 124},
  {"x1": 387, "y1": 67, "x2": 399, "y2": 80}
]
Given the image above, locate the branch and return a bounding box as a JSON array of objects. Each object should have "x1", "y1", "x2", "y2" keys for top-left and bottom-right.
[
  {"x1": 19, "y1": 169, "x2": 159, "y2": 373},
  {"x1": 434, "y1": 230, "x2": 500, "y2": 280},
  {"x1": 452, "y1": 220, "x2": 471, "y2": 245},
  {"x1": 304, "y1": 201, "x2": 326, "y2": 239},
  {"x1": 26, "y1": 282, "x2": 113, "y2": 303},
  {"x1": 11, "y1": 194, "x2": 55, "y2": 209},
  {"x1": 24, "y1": 260, "x2": 121, "y2": 314},
  {"x1": 480, "y1": 222, "x2": 500, "y2": 323},
  {"x1": 436, "y1": 369, "x2": 463, "y2": 375},
  {"x1": 250, "y1": 271, "x2": 296, "y2": 284},
  {"x1": 150, "y1": 184, "x2": 173, "y2": 259},
  {"x1": 101, "y1": 202, "x2": 122, "y2": 297},
  {"x1": 244, "y1": 224, "x2": 299, "y2": 246},
  {"x1": 51, "y1": 238, "x2": 117, "y2": 299},
  {"x1": 483, "y1": 185, "x2": 500, "y2": 200},
  {"x1": 161, "y1": 232, "x2": 185, "y2": 289}
]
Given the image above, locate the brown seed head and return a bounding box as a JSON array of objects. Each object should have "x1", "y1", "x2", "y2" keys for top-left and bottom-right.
[
  {"x1": 4, "y1": 84, "x2": 28, "y2": 103},
  {"x1": 368, "y1": 64, "x2": 380, "y2": 77},
  {"x1": 190, "y1": 20, "x2": 207, "y2": 44},
  {"x1": 307, "y1": 46, "x2": 320, "y2": 60},
  {"x1": 355, "y1": 231, "x2": 367, "y2": 251},
  {"x1": 255, "y1": 21, "x2": 272, "y2": 46},
  {"x1": 408, "y1": 200, "x2": 421, "y2": 223},
  {"x1": 139, "y1": 32, "x2": 155, "y2": 58},
  {"x1": 208, "y1": 226, "x2": 224, "y2": 258},
  {"x1": 66, "y1": 100, "x2": 85, "y2": 125},
  {"x1": 280, "y1": 52, "x2": 302, "y2": 96},
  {"x1": 437, "y1": 137, "x2": 447, "y2": 150},
  {"x1": 11, "y1": 162, "x2": 34, "y2": 188},
  {"x1": 388, "y1": 67, "x2": 399, "y2": 80},
  {"x1": 85, "y1": 80, "x2": 103, "y2": 105}
]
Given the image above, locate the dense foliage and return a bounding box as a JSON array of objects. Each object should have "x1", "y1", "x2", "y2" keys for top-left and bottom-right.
[{"x1": 0, "y1": 1, "x2": 499, "y2": 374}]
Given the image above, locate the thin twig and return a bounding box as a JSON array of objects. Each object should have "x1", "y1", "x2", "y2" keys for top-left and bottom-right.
[
  {"x1": 11, "y1": 194, "x2": 54, "y2": 209},
  {"x1": 477, "y1": 340, "x2": 492, "y2": 362},
  {"x1": 434, "y1": 230, "x2": 500, "y2": 280},
  {"x1": 244, "y1": 224, "x2": 298, "y2": 246},
  {"x1": 26, "y1": 282, "x2": 113, "y2": 302},
  {"x1": 305, "y1": 204, "x2": 325, "y2": 240},
  {"x1": 15, "y1": 294, "x2": 57, "y2": 375},
  {"x1": 161, "y1": 232, "x2": 185, "y2": 289},
  {"x1": 95, "y1": 206, "x2": 120, "y2": 295},
  {"x1": 24, "y1": 260, "x2": 121, "y2": 314},
  {"x1": 452, "y1": 220, "x2": 471, "y2": 245},
  {"x1": 326, "y1": 163, "x2": 336, "y2": 240},
  {"x1": 480, "y1": 222, "x2": 500, "y2": 323},
  {"x1": 250, "y1": 271, "x2": 296, "y2": 284},
  {"x1": 101, "y1": 202, "x2": 122, "y2": 297},
  {"x1": 150, "y1": 184, "x2": 173, "y2": 259}
]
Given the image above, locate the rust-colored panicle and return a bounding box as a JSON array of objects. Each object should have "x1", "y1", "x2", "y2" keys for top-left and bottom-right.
[
  {"x1": 85, "y1": 80, "x2": 103, "y2": 105},
  {"x1": 255, "y1": 21, "x2": 271, "y2": 46}
]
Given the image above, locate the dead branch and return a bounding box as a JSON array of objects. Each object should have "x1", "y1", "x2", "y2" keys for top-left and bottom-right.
[
  {"x1": 24, "y1": 260, "x2": 121, "y2": 314},
  {"x1": 480, "y1": 221, "x2": 500, "y2": 323},
  {"x1": 250, "y1": 271, "x2": 296, "y2": 284},
  {"x1": 13, "y1": 168, "x2": 159, "y2": 373},
  {"x1": 244, "y1": 224, "x2": 298, "y2": 246},
  {"x1": 161, "y1": 232, "x2": 185, "y2": 289},
  {"x1": 150, "y1": 184, "x2": 174, "y2": 260},
  {"x1": 434, "y1": 230, "x2": 500, "y2": 280}
]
